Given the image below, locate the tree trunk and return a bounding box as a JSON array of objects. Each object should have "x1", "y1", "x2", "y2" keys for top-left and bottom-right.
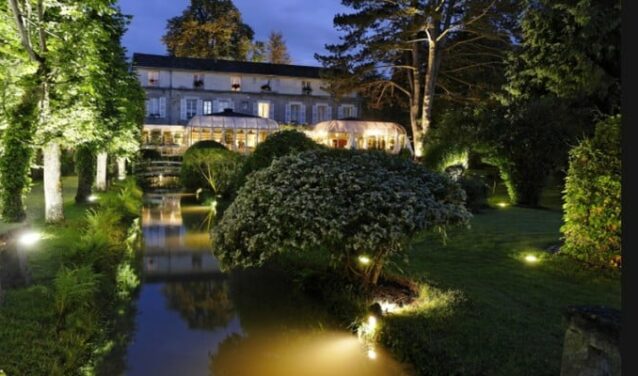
[
  {"x1": 117, "y1": 157, "x2": 127, "y2": 181},
  {"x1": 421, "y1": 38, "x2": 441, "y2": 144},
  {"x1": 74, "y1": 145, "x2": 95, "y2": 203},
  {"x1": 410, "y1": 41, "x2": 424, "y2": 158},
  {"x1": 43, "y1": 142, "x2": 64, "y2": 223},
  {"x1": 95, "y1": 151, "x2": 108, "y2": 191}
]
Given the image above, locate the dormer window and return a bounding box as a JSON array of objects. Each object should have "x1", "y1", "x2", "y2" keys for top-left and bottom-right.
[
  {"x1": 148, "y1": 71, "x2": 159, "y2": 87},
  {"x1": 193, "y1": 73, "x2": 205, "y2": 89},
  {"x1": 302, "y1": 81, "x2": 313, "y2": 95},
  {"x1": 261, "y1": 80, "x2": 272, "y2": 92},
  {"x1": 231, "y1": 76, "x2": 241, "y2": 92}
]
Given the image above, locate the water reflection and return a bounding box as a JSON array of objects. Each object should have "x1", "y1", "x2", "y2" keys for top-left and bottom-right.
[{"x1": 125, "y1": 194, "x2": 408, "y2": 375}]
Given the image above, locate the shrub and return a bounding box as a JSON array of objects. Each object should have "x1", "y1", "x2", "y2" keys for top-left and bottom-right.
[
  {"x1": 234, "y1": 130, "x2": 323, "y2": 189},
  {"x1": 458, "y1": 174, "x2": 489, "y2": 213},
  {"x1": 99, "y1": 178, "x2": 143, "y2": 221},
  {"x1": 561, "y1": 115, "x2": 621, "y2": 268},
  {"x1": 213, "y1": 149, "x2": 471, "y2": 286},
  {"x1": 181, "y1": 145, "x2": 244, "y2": 196}
]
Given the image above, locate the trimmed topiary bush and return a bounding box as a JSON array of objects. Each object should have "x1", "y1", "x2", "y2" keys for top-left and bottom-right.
[
  {"x1": 234, "y1": 130, "x2": 323, "y2": 189},
  {"x1": 458, "y1": 173, "x2": 489, "y2": 213},
  {"x1": 213, "y1": 149, "x2": 471, "y2": 286},
  {"x1": 561, "y1": 115, "x2": 621, "y2": 268}
]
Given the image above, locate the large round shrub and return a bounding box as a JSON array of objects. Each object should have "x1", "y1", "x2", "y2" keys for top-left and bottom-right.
[
  {"x1": 181, "y1": 141, "x2": 243, "y2": 196},
  {"x1": 235, "y1": 130, "x2": 322, "y2": 188},
  {"x1": 213, "y1": 149, "x2": 471, "y2": 285},
  {"x1": 561, "y1": 115, "x2": 621, "y2": 268}
]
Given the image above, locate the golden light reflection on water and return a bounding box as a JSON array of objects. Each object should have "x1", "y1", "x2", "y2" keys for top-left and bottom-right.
[{"x1": 210, "y1": 330, "x2": 410, "y2": 376}]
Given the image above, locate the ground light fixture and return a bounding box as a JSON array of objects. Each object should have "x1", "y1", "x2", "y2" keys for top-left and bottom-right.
[
  {"x1": 18, "y1": 231, "x2": 42, "y2": 246},
  {"x1": 525, "y1": 254, "x2": 539, "y2": 263},
  {"x1": 367, "y1": 348, "x2": 378, "y2": 360},
  {"x1": 88, "y1": 195, "x2": 99, "y2": 202},
  {"x1": 497, "y1": 202, "x2": 509, "y2": 208},
  {"x1": 358, "y1": 255, "x2": 371, "y2": 265}
]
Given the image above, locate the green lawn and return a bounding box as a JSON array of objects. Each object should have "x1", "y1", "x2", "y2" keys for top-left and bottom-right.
[{"x1": 379, "y1": 204, "x2": 620, "y2": 375}]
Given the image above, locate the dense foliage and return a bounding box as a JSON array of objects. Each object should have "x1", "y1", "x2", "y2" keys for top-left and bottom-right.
[
  {"x1": 163, "y1": 0, "x2": 255, "y2": 60},
  {"x1": 561, "y1": 116, "x2": 621, "y2": 268},
  {"x1": 235, "y1": 130, "x2": 322, "y2": 188},
  {"x1": 181, "y1": 142, "x2": 243, "y2": 196},
  {"x1": 0, "y1": 179, "x2": 142, "y2": 375},
  {"x1": 266, "y1": 31, "x2": 292, "y2": 64},
  {"x1": 213, "y1": 149, "x2": 471, "y2": 285}
]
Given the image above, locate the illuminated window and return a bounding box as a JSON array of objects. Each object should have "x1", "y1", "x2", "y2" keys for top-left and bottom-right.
[
  {"x1": 203, "y1": 100, "x2": 213, "y2": 115},
  {"x1": 258, "y1": 101, "x2": 271, "y2": 118},
  {"x1": 231, "y1": 76, "x2": 241, "y2": 91},
  {"x1": 186, "y1": 99, "x2": 197, "y2": 119}
]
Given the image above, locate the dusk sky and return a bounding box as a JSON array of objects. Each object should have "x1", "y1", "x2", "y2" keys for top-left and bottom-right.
[{"x1": 117, "y1": 0, "x2": 349, "y2": 66}]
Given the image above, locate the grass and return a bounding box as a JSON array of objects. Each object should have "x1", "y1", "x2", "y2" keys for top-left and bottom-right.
[{"x1": 377, "y1": 192, "x2": 620, "y2": 375}]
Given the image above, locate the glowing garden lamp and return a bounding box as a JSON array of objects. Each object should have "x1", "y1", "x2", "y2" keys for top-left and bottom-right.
[
  {"x1": 358, "y1": 255, "x2": 371, "y2": 265},
  {"x1": 88, "y1": 195, "x2": 99, "y2": 202},
  {"x1": 367, "y1": 315, "x2": 377, "y2": 329},
  {"x1": 497, "y1": 202, "x2": 508, "y2": 208},
  {"x1": 525, "y1": 254, "x2": 539, "y2": 263},
  {"x1": 367, "y1": 348, "x2": 378, "y2": 360},
  {"x1": 18, "y1": 231, "x2": 41, "y2": 246}
]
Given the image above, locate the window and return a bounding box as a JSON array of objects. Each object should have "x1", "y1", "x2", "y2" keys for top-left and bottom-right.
[
  {"x1": 290, "y1": 104, "x2": 301, "y2": 123},
  {"x1": 317, "y1": 105, "x2": 329, "y2": 122},
  {"x1": 240, "y1": 101, "x2": 250, "y2": 112},
  {"x1": 186, "y1": 99, "x2": 197, "y2": 119},
  {"x1": 203, "y1": 100, "x2": 213, "y2": 115},
  {"x1": 193, "y1": 73, "x2": 205, "y2": 89},
  {"x1": 340, "y1": 104, "x2": 356, "y2": 119},
  {"x1": 257, "y1": 101, "x2": 270, "y2": 118},
  {"x1": 231, "y1": 76, "x2": 241, "y2": 91},
  {"x1": 302, "y1": 80, "x2": 312, "y2": 94},
  {"x1": 217, "y1": 99, "x2": 232, "y2": 112},
  {"x1": 148, "y1": 71, "x2": 159, "y2": 87},
  {"x1": 146, "y1": 97, "x2": 166, "y2": 118}
]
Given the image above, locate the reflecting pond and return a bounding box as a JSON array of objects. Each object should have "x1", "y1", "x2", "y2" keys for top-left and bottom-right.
[{"x1": 124, "y1": 195, "x2": 408, "y2": 376}]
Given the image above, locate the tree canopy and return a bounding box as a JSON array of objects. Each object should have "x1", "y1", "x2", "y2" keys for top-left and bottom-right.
[
  {"x1": 266, "y1": 31, "x2": 292, "y2": 64},
  {"x1": 163, "y1": 0, "x2": 255, "y2": 60}
]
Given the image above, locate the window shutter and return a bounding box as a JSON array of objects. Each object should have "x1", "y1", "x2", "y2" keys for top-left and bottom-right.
[
  {"x1": 300, "y1": 104, "x2": 306, "y2": 124},
  {"x1": 285, "y1": 103, "x2": 291, "y2": 123},
  {"x1": 213, "y1": 100, "x2": 219, "y2": 113},
  {"x1": 352, "y1": 106, "x2": 358, "y2": 118},
  {"x1": 180, "y1": 98, "x2": 187, "y2": 120},
  {"x1": 327, "y1": 105, "x2": 333, "y2": 120},
  {"x1": 159, "y1": 97, "x2": 166, "y2": 118},
  {"x1": 253, "y1": 102, "x2": 259, "y2": 116},
  {"x1": 145, "y1": 100, "x2": 150, "y2": 117},
  {"x1": 196, "y1": 99, "x2": 203, "y2": 115},
  {"x1": 312, "y1": 105, "x2": 318, "y2": 124},
  {"x1": 268, "y1": 101, "x2": 274, "y2": 119},
  {"x1": 337, "y1": 105, "x2": 344, "y2": 119}
]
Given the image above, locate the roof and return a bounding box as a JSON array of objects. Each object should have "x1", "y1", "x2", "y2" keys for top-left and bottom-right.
[
  {"x1": 310, "y1": 120, "x2": 408, "y2": 135},
  {"x1": 187, "y1": 111, "x2": 279, "y2": 130},
  {"x1": 133, "y1": 53, "x2": 323, "y2": 79}
]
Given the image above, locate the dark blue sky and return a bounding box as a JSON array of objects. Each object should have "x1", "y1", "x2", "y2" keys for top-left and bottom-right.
[{"x1": 117, "y1": 0, "x2": 349, "y2": 66}]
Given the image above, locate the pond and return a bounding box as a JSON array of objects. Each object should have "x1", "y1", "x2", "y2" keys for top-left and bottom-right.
[{"x1": 123, "y1": 194, "x2": 408, "y2": 376}]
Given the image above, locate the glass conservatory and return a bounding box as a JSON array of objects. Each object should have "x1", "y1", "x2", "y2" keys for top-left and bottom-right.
[
  {"x1": 305, "y1": 120, "x2": 413, "y2": 155},
  {"x1": 186, "y1": 109, "x2": 280, "y2": 154}
]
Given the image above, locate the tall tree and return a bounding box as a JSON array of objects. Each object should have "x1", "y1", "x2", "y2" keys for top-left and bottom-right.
[
  {"x1": 2, "y1": 0, "x2": 143, "y2": 222},
  {"x1": 266, "y1": 31, "x2": 292, "y2": 64},
  {"x1": 163, "y1": 0, "x2": 255, "y2": 61},
  {"x1": 249, "y1": 40, "x2": 266, "y2": 62},
  {"x1": 317, "y1": 0, "x2": 519, "y2": 157}
]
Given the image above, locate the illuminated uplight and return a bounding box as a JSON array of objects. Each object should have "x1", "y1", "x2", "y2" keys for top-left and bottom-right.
[
  {"x1": 525, "y1": 254, "x2": 539, "y2": 263},
  {"x1": 497, "y1": 202, "x2": 509, "y2": 208},
  {"x1": 88, "y1": 195, "x2": 99, "y2": 202},
  {"x1": 378, "y1": 301, "x2": 399, "y2": 314},
  {"x1": 358, "y1": 255, "x2": 371, "y2": 265},
  {"x1": 18, "y1": 231, "x2": 41, "y2": 246},
  {"x1": 367, "y1": 315, "x2": 377, "y2": 329},
  {"x1": 367, "y1": 348, "x2": 377, "y2": 360}
]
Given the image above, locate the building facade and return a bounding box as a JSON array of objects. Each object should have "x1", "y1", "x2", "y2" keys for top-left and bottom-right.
[{"x1": 132, "y1": 53, "x2": 362, "y2": 155}]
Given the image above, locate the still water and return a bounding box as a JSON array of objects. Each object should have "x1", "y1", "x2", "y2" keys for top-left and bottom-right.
[{"x1": 124, "y1": 195, "x2": 407, "y2": 376}]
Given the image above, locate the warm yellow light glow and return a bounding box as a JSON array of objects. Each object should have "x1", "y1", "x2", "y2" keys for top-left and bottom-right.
[
  {"x1": 367, "y1": 348, "x2": 377, "y2": 360},
  {"x1": 497, "y1": 202, "x2": 508, "y2": 208},
  {"x1": 358, "y1": 255, "x2": 371, "y2": 265},
  {"x1": 525, "y1": 255, "x2": 539, "y2": 263},
  {"x1": 18, "y1": 231, "x2": 41, "y2": 246},
  {"x1": 367, "y1": 315, "x2": 377, "y2": 329},
  {"x1": 378, "y1": 301, "x2": 398, "y2": 314},
  {"x1": 88, "y1": 195, "x2": 99, "y2": 202}
]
